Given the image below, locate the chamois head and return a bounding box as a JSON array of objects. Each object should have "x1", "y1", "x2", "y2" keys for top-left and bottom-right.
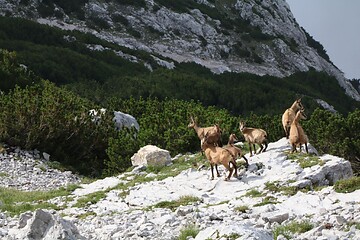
[
  {"x1": 292, "y1": 98, "x2": 303, "y2": 110},
  {"x1": 239, "y1": 121, "x2": 246, "y2": 131},
  {"x1": 200, "y1": 132, "x2": 211, "y2": 150},
  {"x1": 188, "y1": 116, "x2": 196, "y2": 128},
  {"x1": 228, "y1": 133, "x2": 239, "y2": 144},
  {"x1": 296, "y1": 108, "x2": 307, "y2": 120}
]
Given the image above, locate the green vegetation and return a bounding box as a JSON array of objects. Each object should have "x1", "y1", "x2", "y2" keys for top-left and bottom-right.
[
  {"x1": 77, "y1": 211, "x2": 97, "y2": 219},
  {"x1": 253, "y1": 196, "x2": 279, "y2": 206},
  {"x1": 234, "y1": 205, "x2": 249, "y2": 213},
  {"x1": 264, "y1": 181, "x2": 298, "y2": 196},
  {"x1": 334, "y1": 176, "x2": 360, "y2": 193},
  {"x1": 287, "y1": 153, "x2": 325, "y2": 169},
  {"x1": 245, "y1": 189, "x2": 264, "y2": 198},
  {"x1": 151, "y1": 195, "x2": 200, "y2": 211},
  {"x1": 272, "y1": 220, "x2": 313, "y2": 240},
  {"x1": 178, "y1": 224, "x2": 200, "y2": 240},
  {"x1": 346, "y1": 221, "x2": 360, "y2": 231},
  {"x1": 73, "y1": 191, "x2": 107, "y2": 208},
  {"x1": 0, "y1": 184, "x2": 79, "y2": 216}
]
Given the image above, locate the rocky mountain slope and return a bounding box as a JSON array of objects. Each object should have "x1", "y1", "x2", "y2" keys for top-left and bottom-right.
[
  {"x1": 0, "y1": 138, "x2": 359, "y2": 239},
  {"x1": 1, "y1": 0, "x2": 360, "y2": 101}
]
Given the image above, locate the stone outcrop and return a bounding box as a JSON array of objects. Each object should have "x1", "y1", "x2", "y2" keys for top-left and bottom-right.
[{"x1": 8, "y1": 209, "x2": 84, "y2": 240}]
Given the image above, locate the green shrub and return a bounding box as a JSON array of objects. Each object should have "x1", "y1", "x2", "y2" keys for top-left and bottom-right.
[{"x1": 0, "y1": 79, "x2": 117, "y2": 176}]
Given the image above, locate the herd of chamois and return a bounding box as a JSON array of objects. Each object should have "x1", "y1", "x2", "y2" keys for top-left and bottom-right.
[{"x1": 188, "y1": 98, "x2": 308, "y2": 181}]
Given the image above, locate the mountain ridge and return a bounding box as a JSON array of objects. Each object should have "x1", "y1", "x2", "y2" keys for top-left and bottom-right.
[{"x1": 1, "y1": 0, "x2": 360, "y2": 101}]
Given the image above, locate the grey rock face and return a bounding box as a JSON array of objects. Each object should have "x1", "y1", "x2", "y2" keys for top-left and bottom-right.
[
  {"x1": 1, "y1": 0, "x2": 359, "y2": 100},
  {"x1": 9, "y1": 209, "x2": 84, "y2": 240}
]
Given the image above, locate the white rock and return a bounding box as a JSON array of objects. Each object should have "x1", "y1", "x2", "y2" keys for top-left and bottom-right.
[{"x1": 131, "y1": 145, "x2": 171, "y2": 167}]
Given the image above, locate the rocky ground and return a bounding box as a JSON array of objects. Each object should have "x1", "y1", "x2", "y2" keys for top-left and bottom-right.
[{"x1": 0, "y1": 138, "x2": 359, "y2": 240}]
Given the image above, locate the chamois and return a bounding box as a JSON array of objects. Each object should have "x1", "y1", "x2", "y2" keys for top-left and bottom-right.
[
  {"x1": 289, "y1": 108, "x2": 309, "y2": 153},
  {"x1": 223, "y1": 133, "x2": 249, "y2": 169},
  {"x1": 282, "y1": 98, "x2": 303, "y2": 138},
  {"x1": 201, "y1": 133, "x2": 238, "y2": 181},
  {"x1": 239, "y1": 121, "x2": 268, "y2": 157},
  {"x1": 188, "y1": 116, "x2": 222, "y2": 146}
]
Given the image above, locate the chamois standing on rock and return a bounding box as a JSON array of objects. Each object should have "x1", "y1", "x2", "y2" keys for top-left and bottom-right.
[
  {"x1": 201, "y1": 132, "x2": 238, "y2": 181},
  {"x1": 282, "y1": 98, "x2": 303, "y2": 139},
  {"x1": 239, "y1": 121, "x2": 268, "y2": 157},
  {"x1": 289, "y1": 108, "x2": 309, "y2": 153},
  {"x1": 223, "y1": 133, "x2": 249, "y2": 169},
  {"x1": 188, "y1": 116, "x2": 222, "y2": 147}
]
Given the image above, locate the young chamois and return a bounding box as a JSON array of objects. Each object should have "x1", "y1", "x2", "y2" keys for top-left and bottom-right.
[
  {"x1": 289, "y1": 108, "x2": 308, "y2": 153},
  {"x1": 188, "y1": 116, "x2": 222, "y2": 147},
  {"x1": 239, "y1": 121, "x2": 268, "y2": 157},
  {"x1": 201, "y1": 132, "x2": 238, "y2": 181},
  {"x1": 282, "y1": 98, "x2": 303, "y2": 139},
  {"x1": 223, "y1": 133, "x2": 249, "y2": 169}
]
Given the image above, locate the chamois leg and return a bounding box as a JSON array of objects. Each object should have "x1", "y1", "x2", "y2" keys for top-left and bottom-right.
[
  {"x1": 215, "y1": 164, "x2": 221, "y2": 177},
  {"x1": 242, "y1": 155, "x2": 249, "y2": 170},
  {"x1": 248, "y1": 143, "x2": 253, "y2": 157},
  {"x1": 291, "y1": 144, "x2": 297, "y2": 153},
  {"x1": 210, "y1": 164, "x2": 215, "y2": 180},
  {"x1": 231, "y1": 160, "x2": 238, "y2": 178},
  {"x1": 305, "y1": 143, "x2": 308, "y2": 154},
  {"x1": 257, "y1": 144, "x2": 263, "y2": 154},
  {"x1": 262, "y1": 141, "x2": 268, "y2": 153},
  {"x1": 224, "y1": 163, "x2": 233, "y2": 181}
]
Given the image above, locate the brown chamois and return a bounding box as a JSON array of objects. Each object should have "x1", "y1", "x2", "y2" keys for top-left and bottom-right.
[
  {"x1": 289, "y1": 108, "x2": 309, "y2": 153},
  {"x1": 282, "y1": 98, "x2": 303, "y2": 139},
  {"x1": 201, "y1": 133, "x2": 238, "y2": 181},
  {"x1": 239, "y1": 121, "x2": 268, "y2": 157},
  {"x1": 223, "y1": 133, "x2": 249, "y2": 169},
  {"x1": 188, "y1": 116, "x2": 222, "y2": 147}
]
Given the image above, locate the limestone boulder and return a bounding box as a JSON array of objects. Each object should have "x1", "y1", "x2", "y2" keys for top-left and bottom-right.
[{"x1": 131, "y1": 145, "x2": 171, "y2": 167}]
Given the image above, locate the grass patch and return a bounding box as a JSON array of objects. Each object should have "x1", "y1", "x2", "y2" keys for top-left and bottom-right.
[
  {"x1": 334, "y1": 176, "x2": 360, "y2": 193},
  {"x1": 178, "y1": 224, "x2": 200, "y2": 240},
  {"x1": 346, "y1": 221, "x2": 360, "y2": 231},
  {"x1": 221, "y1": 233, "x2": 242, "y2": 240},
  {"x1": 273, "y1": 220, "x2": 313, "y2": 239},
  {"x1": 204, "y1": 200, "x2": 229, "y2": 208},
  {"x1": 253, "y1": 196, "x2": 279, "y2": 207},
  {"x1": 264, "y1": 181, "x2": 298, "y2": 196},
  {"x1": 0, "y1": 184, "x2": 79, "y2": 216},
  {"x1": 234, "y1": 205, "x2": 249, "y2": 213},
  {"x1": 77, "y1": 211, "x2": 97, "y2": 220},
  {"x1": 73, "y1": 191, "x2": 107, "y2": 208},
  {"x1": 245, "y1": 188, "x2": 264, "y2": 198},
  {"x1": 0, "y1": 172, "x2": 9, "y2": 177},
  {"x1": 151, "y1": 195, "x2": 200, "y2": 211},
  {"x1": 287, "y1": 153, "x2": 325, "y2": 168}
]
